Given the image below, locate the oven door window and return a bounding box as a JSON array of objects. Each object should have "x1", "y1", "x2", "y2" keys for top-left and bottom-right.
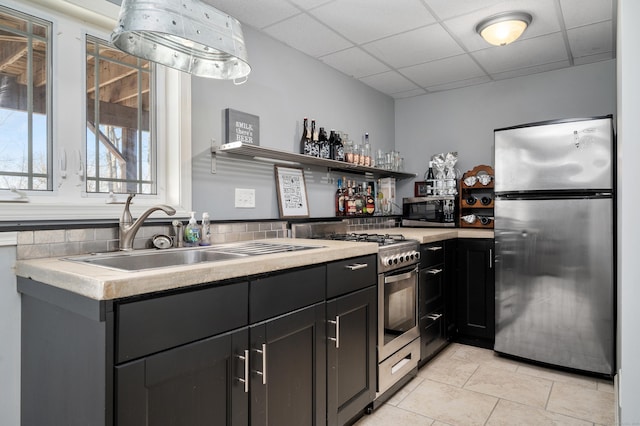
[{"x1": 383, "y1": 267, "x2": 417, "y2": 342}]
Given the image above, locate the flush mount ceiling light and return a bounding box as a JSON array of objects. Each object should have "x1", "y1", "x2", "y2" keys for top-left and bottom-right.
[
  {"x1": 476, "y1": 11, "x2": 532, "y2": 46},
  {"x1": 111, "y1": 0, "x2": 251, "y2": 81}
]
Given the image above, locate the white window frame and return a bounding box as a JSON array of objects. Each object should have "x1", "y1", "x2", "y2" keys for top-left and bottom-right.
[{"x1": 0, "y1": 0, "x2": 191, "y2": 220}]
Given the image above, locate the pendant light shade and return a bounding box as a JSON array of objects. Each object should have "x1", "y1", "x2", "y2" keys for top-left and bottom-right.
[
  {"x1": 476, "y1": 12, "x2": 532, "y2": 46},
  {"x1": 111, "y1": 0, "x2": 251, "y2": 80}
]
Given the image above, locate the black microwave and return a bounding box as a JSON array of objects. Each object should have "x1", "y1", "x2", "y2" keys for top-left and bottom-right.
[{"x1": 401, "y1": 196, "x2": 457, "y2": 227}]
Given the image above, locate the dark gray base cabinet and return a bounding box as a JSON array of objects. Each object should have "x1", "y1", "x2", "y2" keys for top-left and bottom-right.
[
  {"x1": 250, "y1": 302, "x2": 327, "y2": 426},
  {"x1": 116, "y1": 327, "x2": 249, "y2": 426},
  {"x1": 418, "y1": 240, "x2": 456, "y2": 365},
  {"x1": 327, "y1": 286, "x2": 376, "y2": 426},
  {"x1": 456, "y1": 238, "x2": 495, "y2": 347},
  {"x1": 19, "y1": 254, "x2": 377, "y2": 426}
]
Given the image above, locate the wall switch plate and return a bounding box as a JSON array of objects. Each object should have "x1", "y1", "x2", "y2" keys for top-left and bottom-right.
[{"x1": 235, "y1": 188, "x2": 255, "y2": 208}]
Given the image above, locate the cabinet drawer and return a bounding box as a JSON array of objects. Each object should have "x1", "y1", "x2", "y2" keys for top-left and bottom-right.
[
  {"x1": 116, "y1": 282, "x2": 248, "y2": 363},
  {"x1": 250, "y1": 265, "x2": 326, "y2": 323},
  {"x1": 420, "y1": 242, "x2": 445, "y2": 268},
  {"x1": 420, "y1": 310, "x2": 446, "y2": 362},
  {"x1": 327, "y1": 255, "x2": 377, "y2": 299}
]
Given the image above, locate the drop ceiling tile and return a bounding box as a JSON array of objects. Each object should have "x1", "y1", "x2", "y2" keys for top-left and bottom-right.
[
  {"x1": 309, "y1": 0, "x2": 436, "y2": 44},
  {"x1": 320, "y1": 48, "x2": 390, "y2": 78},
  {"x1": 399, "y1": 54, "x2": 486, "y2": 88},
  {"x1": 287, "y1": 0, "x2": 334, "y2": 10},
  {"x1": 423, "y1": 0, "x2": 505, "y2": 20},
  {"x1": 472, "y1": 32, "x2": 568, "y2": 74},
  {"x1": 359, "y1": 71, "x2": 420, "y2": 95},
  {"x1": 391, "y1": 88, "x2": 428, "y2": 99},
  {"x1": 426, "y1": 75, "x2": 492, "y2": 92},
  {"x1": 206, "y1": 0, "x2": 300, "y2": 29},
  {"x1": 362, "y1": 24, "x2": 465, "y2": 69},
  {"x1": 263, "y1": 14, "x2": 353, "y2": 57},
  {"x1": 567, "y1": 21, "x2": 613, "y2": 58},
  {"x1": 560, "y1": 0, "x2": 613, "y2": 29},
  {"x1": 443, "y1": 0, "x2": 561, "y2": 52},
  {"x1": 573, "y1": 52, "x2": 614, "y2": 65},
  {"x1": 489, "y1": 60, "x2": 570, "y2": 80}
]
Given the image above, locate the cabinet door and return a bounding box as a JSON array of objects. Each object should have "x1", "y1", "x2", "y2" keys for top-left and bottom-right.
[
  {"x1": 115, "y1": 327, "x2": 249, "y2": 426},
  {"x1": 327, "y1": 286, "x2": 376, "y2": 426},
  {"x1": 456, "y1": 239, "x2": 495, "y2": 345},
  {"x1": 250, "y1": 302, "x2": 326, "y2": 426}
]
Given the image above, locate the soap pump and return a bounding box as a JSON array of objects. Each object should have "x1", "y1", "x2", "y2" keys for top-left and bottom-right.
[{"x1": 184, "y1": 211, "x2": 201, "y2": 246}]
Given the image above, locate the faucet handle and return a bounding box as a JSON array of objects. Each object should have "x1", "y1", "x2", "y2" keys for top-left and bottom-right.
[{"x1": 121, "y1": 193, "x2": 136, "y2": 224}]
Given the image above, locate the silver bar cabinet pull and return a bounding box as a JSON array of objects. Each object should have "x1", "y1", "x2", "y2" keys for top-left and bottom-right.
[
  {"x1": 235, "y1": 350, "x2": 249, "y2": 393},
  {"x1": 427, "y1": 268, "x2": 443, "y2": 275},
  {"x1": 328, "y1": 316, "x2": 340, "y2": 348},
  {"x1": 253, "y1": 344, "x2": 267, "y2": 385},
  {"x1": 489, "y1": 248, "x2": 493, "y2": 269},
  {"x1": 427, "y1": 246, "x2": 443, "y2": 251},
  {"x1": 345, "y1": 263, "x2": 368, "y2": 271}
]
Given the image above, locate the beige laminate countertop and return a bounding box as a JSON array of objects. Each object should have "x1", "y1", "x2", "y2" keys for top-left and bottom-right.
[
  {"x1": 15, "y1": 238, "x2": 378, "y2": 301},
  {"x1": 372, "y1": 227, "x2": 494, "y2": 244},
  {"x1": 15, "y1": 228, "x2": 493, "y2": 301}
]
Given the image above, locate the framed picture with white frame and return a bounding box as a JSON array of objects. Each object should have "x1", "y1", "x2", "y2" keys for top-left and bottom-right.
[{"x1": 274, "y1": 165, "x2": 309, "y2": 218}]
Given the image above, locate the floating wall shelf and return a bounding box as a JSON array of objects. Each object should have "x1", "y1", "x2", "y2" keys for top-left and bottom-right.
[{"x1": 212, "y1": 142, "x2": 416, "y2": 180}]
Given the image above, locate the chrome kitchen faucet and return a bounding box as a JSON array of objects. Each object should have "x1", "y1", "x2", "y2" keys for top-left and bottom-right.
[{"x1": 119, "y1": 194, "x2": 176, "y2": 251}]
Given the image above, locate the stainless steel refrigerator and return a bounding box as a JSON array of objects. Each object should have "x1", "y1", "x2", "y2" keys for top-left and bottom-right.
[{"x1": 493, "y1": 116, "x2": 615, "y2": 376}]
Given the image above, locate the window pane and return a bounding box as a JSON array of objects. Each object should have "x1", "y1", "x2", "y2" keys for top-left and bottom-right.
[
  {"x1": 86, "y1": 36, "x2": 155, "y2": 194},
  {"x1": 0, "y1": 6, "x2": 51, "y2": 191}
]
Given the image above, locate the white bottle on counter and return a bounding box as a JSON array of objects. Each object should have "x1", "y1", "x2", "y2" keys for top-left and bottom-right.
[{"x1": 200, "y1": 212, "x2": 211, "y2": 246}]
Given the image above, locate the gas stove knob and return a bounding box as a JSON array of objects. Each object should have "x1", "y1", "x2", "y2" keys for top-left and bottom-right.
[
  {"x1": 415, "y1": 251, "x2": 421, "y2": 260},
  {"x1": 382, "y1": 256, "x2": 393, "y2": 266}
]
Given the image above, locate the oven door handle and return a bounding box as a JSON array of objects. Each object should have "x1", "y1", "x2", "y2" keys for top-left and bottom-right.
[{"x1": 384, "y1": 266, "x2": 418, "y2": 284}]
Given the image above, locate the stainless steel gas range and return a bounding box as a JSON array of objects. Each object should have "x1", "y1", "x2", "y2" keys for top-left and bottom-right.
[{"x1": 291, "y1": 222, "x2": 421, "y2": 404}]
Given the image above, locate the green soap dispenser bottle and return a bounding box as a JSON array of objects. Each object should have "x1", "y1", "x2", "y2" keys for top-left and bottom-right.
[{"x1": 184, "y1": 211, "x2": 201, "y2": 247}]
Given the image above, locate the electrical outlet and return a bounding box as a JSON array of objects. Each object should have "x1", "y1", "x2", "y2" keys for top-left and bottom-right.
[{"x1": 235, "y1": 188, "x2": 255, "y2": 208}]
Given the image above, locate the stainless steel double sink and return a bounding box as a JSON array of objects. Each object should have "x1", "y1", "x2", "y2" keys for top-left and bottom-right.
[{"x1": 65, "y1": 241, "x2": 323, "y2": 272}]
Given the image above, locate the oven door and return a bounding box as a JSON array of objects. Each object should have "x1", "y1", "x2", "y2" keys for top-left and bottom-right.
[{"x1": 378, "y1": 265, "x2": 420, "y2": 361}]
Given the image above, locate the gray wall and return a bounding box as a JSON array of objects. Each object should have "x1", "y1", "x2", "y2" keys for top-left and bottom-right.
[
  {"x1": 191, "y1": 26, "x2": 395, "y2": 220},
  {"x1": 617, "y1": 0, "x2": 640, "y2": 423},
  {"x1": 394, "y1": 60, "x2": 616, "y2": 199}
]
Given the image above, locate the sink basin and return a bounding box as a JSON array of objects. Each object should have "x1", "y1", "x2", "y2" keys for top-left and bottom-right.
[{"x1": 64, "y1": 241, "x2": 323, "y2": 272}]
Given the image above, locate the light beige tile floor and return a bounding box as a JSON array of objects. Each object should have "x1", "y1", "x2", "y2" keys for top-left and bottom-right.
[{"x1": 355, "y1": 343, "x2": 615, "y2": 426}]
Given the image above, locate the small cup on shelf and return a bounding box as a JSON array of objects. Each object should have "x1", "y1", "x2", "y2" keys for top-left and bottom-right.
[{"x1": 463, "y1": 176, "x2": 477, "y2": 186}]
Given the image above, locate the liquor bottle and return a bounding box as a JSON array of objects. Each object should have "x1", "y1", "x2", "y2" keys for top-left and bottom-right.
[
  {"x1": 310, "y1": 119, "x2": 319, "y2": 157},
  {"x1": 354, "y1": 183, "x2": 364, "y2": 215},
  {"x1": 426, "y1": 161, "x2": 435, "y2": 196},
  {"x1": 318, "y1": 127, "x2": 330, "y2": 159},
  {"x1": 363, "y1": 133, "x2": 371, "y2": 166},
  {"x1": 328, "y1": 130, "x2": 337, "y2": 160},
  {"x1": 335, "y1": 178, "x2": 345, "y2": 216},
  {"x1": 346, "y1": 180, "x2": 356, "y2": 216},
  {"x1": 376, "y1": 179, "x2": 385, "y2": 215},
  {"x1": 300, "y1": 117, "x2": 311, "y2": 155},
  {"x1": 365, "y1": 184, "x2": 375, "y2": 215},
  {"x1": 334, "y1": 131, "x2": 345, "y2": 161}
]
